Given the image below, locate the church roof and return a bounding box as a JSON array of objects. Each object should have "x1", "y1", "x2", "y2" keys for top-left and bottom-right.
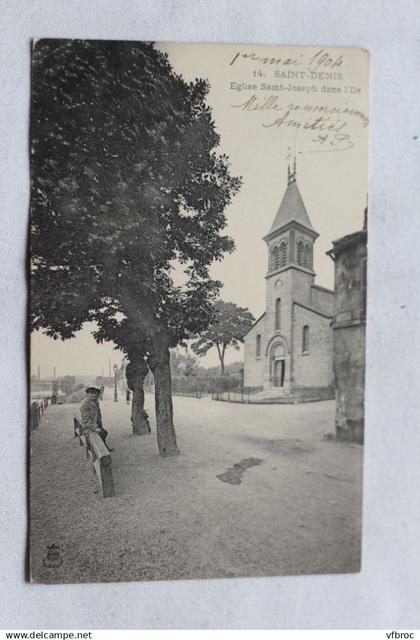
[
  {"x1": 327, "y1": 228, "x2": 367, "y2": 259},
  {"x1": 242, "y1": 312, "x2": 266, "y2": 338},
  {"x1": 268, "y1": 178, "x2": 314, "y2": 236}
]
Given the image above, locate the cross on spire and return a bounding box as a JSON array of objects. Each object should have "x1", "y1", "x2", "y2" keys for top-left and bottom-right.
[{"x1": 287, "y1": 150, "x2": 297, "y2": 185}]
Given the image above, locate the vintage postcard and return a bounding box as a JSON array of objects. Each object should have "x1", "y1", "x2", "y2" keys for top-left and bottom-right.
[{"x1": 30, "y1": 40, "x2": 368, "y2": 583}]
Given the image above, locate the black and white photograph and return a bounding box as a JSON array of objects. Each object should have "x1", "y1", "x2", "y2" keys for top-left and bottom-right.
[{"x1": 29, "y1": 39, "x2": 369, "y2": 584}]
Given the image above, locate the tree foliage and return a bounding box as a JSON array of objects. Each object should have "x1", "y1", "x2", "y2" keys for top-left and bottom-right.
[
  {"x1": 191, "y1": 300, "x2": 254, "y2": 373},
  {"x1": 30, "y1": 40, "x2": 241, "y2": 454},
  {"x1": 31, "y1": 39, "x2": 240, "y2": 349}
]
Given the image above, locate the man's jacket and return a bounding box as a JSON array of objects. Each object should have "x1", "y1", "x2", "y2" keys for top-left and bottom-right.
[{"x1": 80, "y1": 397, "x2": 103, "y2": 433}]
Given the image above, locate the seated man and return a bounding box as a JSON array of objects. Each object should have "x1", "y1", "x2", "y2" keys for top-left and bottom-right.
[{"x1": 80, "y1": 385, "x2": 113, "y2": 451}]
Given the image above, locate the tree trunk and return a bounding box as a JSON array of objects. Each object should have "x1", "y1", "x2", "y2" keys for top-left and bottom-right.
[
  {"x1": 126, "y1": 359, "x2": 150, "y2": 436},
  {"x1": 221, "y1": 343, "x2": 227, "y2": 375},
  {"x1": 131, "y1": 378, "x2": 151, "y2": 435},
  {"x1": 149, "y1": 338, "x2": 179, "y2": 457},
  {"x1": 216, "y1": 342, "x2": 225, "y2": 375}
]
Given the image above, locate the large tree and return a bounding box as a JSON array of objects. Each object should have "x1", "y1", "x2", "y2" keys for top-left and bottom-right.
[
  {"x1": 191, "y1": 300, "x2": 254, "y2": 374},
  {"x1": 30, "y1": 39, "x2": 241, "y2": 455}
]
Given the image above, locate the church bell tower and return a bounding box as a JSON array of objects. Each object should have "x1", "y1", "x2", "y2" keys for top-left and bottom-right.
[
  {"x1": 264, "y1": 157, "x2": 318, "y2": 281},
  {"x1": 262, "y1": 157, "x2": 319, "y2": 388}
]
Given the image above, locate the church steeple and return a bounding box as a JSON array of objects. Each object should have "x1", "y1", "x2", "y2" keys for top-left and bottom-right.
[
  {"x1": 266, "y1": 157, "x2": 316, "y2": 237},
  {"x1": 264, "y1": 157, "x2": 319, "y2": 276}
]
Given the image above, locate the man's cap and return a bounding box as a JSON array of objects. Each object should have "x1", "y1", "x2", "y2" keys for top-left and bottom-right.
[{"x1": 86, "y1": 385, "x2": 101, "y2": 394}]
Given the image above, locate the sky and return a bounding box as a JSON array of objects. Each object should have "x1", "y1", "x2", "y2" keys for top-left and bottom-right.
[{"x1": 31, "y1": 42, "x2": 369, "y2": 378}]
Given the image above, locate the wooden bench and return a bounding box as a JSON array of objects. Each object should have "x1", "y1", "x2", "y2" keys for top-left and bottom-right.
[{"x1": 73, "y1": 416, "x2": 115, "y2": 498}]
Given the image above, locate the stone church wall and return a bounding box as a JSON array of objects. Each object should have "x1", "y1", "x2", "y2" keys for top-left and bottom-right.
[
  {"x1": 243, "y1": 317, "x2": 266, "y2": 388},
  {"x1": 291, "y1": 304, "x2": 333, "y2": 390},
  {"x1": 310, "y1": 285, "x2": 334, "y2": 316}
]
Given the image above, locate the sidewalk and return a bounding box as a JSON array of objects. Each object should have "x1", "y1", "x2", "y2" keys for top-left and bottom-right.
[{"x1": 30, "y1": 395, "x2": 363, "y2": 583}]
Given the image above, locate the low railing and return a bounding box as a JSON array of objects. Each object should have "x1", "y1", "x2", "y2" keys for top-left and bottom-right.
[
  {"x1": 212, "y1": 387, "x2": 335, "y2": 404},
  {"x1": 171, "y1": 390, "x2": 202, "y2": 399},
  {"x1": 171, "y1": 375, "x2": 243, "y2": 397},
  {"x1": 73, "y1": 416, "x2": 115, "y2": 498}
]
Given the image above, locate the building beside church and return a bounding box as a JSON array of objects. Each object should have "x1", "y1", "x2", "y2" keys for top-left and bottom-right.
[
  {"x1": 243, "y1": 161, "x2": 334, "y2": 401},
  {"x1": 327, "y1": 213, "x2": 367, "y2": 442}
]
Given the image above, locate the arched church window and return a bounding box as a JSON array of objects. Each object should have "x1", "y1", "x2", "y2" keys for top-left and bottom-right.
[
  {"x1": 302, "y1": 325, "x2": 310, "y2": 353},
  {"x1": 297, "y1": 240, "x2": 304, "y2": 266},
  {"x1": 272, "y1": 245, "x2": 280, "y2": 271},
  {"x1": 303, "y1": 243, "x2": 312, "y2": 269},
  {"x1": 275, "y1": 298, "x2": 281, "y2": 331},
  {"x1": 280, "y1": 241, "x2": 288, "y2": 267},
  {"x1": 256, "y1": 334, "x2": 261, "y2": 357}
]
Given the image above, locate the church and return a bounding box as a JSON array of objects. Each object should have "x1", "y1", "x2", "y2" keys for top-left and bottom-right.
[{"x1": 243, "y1": 161, "x2": 334, "y2": 400}]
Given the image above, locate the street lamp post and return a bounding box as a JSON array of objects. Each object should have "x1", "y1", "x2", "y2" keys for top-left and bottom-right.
[
  {"x1": 240, "y1": 367, "x2": 244, "y2": 403},
  {"x1": 113, "y1": 364, "x2": 118, "y2": 402}
]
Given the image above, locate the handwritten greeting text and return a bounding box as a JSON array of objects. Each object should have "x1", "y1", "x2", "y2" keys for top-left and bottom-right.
[{"x1": 230, "y1": 95, "x2": 369, "y2": 153}]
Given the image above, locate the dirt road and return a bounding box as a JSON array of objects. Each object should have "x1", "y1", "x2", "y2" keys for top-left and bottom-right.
[{"x1": 30, "y1": 394, "x2": 362, "y2": 583}]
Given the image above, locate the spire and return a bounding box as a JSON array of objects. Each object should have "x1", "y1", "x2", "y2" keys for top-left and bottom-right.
[
  {"x1": 287, "y1": 153, "x2": 297, "y2": 184},
  {"x1": 266, "y1": 155, "x2": 315, "y2": 237}
]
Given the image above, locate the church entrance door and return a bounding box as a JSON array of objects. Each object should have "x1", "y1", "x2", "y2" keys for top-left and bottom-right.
[{"x1": 273, "y1": 359, "x2": 285, "y2": 387}]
